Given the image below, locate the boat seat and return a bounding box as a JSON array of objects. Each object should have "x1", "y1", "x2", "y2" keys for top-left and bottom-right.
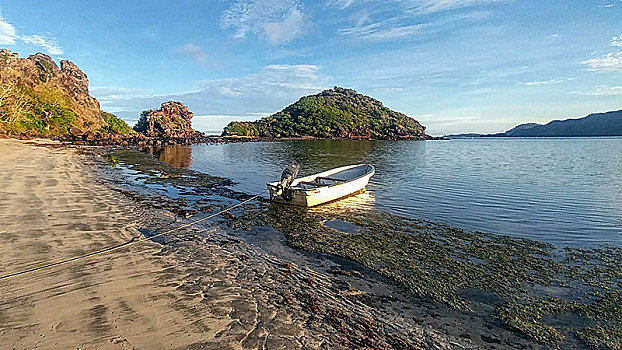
[
  {"x1": 316, "y1": 176, "x2": 347, "y2": 182},
  {"x1": 298, "y1": 177, "x2": 346, "y2": 189}
]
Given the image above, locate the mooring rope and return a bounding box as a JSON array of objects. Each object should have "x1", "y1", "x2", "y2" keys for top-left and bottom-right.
[{"x1": 0, "y1": 195, "x2": 259, "y2": 281}]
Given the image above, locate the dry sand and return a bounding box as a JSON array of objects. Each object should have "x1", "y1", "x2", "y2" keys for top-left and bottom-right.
[
  {"x1": 0, "y1": 139, "x2": 223, "y2": 349},
  {"x1": 0, "y1": 139, "x2": 458, "y2": 349}
]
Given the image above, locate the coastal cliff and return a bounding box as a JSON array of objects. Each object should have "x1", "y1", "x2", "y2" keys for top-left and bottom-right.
[
  {"x1": 223, "y1": 87, "x2": 427, "y2": 140},
  {"x1": 0, "y1": 49, "x2": 131, "y2": 136}
]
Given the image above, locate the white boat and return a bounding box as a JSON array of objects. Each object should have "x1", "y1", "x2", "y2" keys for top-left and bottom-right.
[{"x1": 267, "y1": 164, "x2": 375, "y2": 207}]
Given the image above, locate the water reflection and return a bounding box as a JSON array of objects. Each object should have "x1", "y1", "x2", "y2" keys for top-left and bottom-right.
[
  {"x1": 309, "y1": 190, "x2": 376, "y2": 214},
  {"x1": 148, "y1": 145, "x2": 192, "y2": 168},
  {"x1": 153, "y1": 138, "x2": 622, "y2": 247},
  {"x1": 220, "y1": 140, "x2": 377, "y2": 175}
]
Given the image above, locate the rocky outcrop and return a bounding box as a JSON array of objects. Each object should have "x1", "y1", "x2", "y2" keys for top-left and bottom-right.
[
  {"x1": 223, "y1": 87, "x2": 428, "y2": 140},
  {"x1": 0, "y1": 49, "x2": 106, "y2": 134},
  {"x1": 134, "y1": 101, "x2": 203, "y2": 139}
]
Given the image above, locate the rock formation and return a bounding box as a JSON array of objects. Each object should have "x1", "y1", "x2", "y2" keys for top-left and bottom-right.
[
  {"x1": 223, "y1": 87, "x2": 428, "y2": 140},
  {"x1": 0, "y1": 49, "x2": 108, "y2": 134},
  {"x1": 134, "y1": 101, "x2": 203, "y2": 139}
]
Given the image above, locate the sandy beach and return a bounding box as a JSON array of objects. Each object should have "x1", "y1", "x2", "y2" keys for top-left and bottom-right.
[
  {"x1": 0, "y1": 139, "x2": 460, "y2": 349},
  {"x1": 0, "y1": 139, "x2": 219, "y2": 349}
]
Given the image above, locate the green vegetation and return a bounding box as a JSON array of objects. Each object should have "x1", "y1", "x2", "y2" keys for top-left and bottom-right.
[
  {"x1": 100, "y1": 111, "x2": 134, "y2": 134},
  {"x1": 223, "y1": 87, "x2": 426, "y2": 139},
  {"x1": 221, "y1": 121, "x2": 261, "y2": 137},
  {"x1": 0, "y1": 84, "x2": 132, "y2": 135},
  {"x1": 0, "y1": 85, "x2": 77, "y2": 135}
]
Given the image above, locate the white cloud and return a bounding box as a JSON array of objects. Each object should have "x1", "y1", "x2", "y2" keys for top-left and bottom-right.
[
  {"x1": 521, "y1": 77, "x2": 574, "y2": 86},
  {"x1": 0, "y1": 10, "x2": 16, "y2": 45},
  {"x1": 572, "y1": 86, "x2": 622, "y2": 96},
  {"x1": 402, "y1": 0, "x2": 507, "y2": 14},
  {"x1": 337, "y1": 5, "x2": 490, "y2": 42},
  {"x1": 582, "y1": 34, "x2": 622, "y2": 72},
  {"x1": 193, "y1": 64, "x2": 327, "y2": 95},
  {"x1": 373, "y1": 87, "x2": 404, "y2": 92},
  {"x1": 173, "y1": 44, "x2": 209, "y2": 65},
  {"x1": 340, "y1": 22, "x2": 425, "y2": 41},
  {"x1": 350, "y1": 9, "x2": 370, "y2": 27},
  {"x1": 0, "y1": 8, "x2": 63, "y2": 54},
  {"x1": 339, "y1": 20, "x2": 427, "y2": 41},
  {"x1": 20, "y1": 34, "x2": 63, "y2": 55},
  {"x1": 93, "y1": 64, "x2": 331, "y2": 124},
  {"x1": 221, "y1": 0, "x2": 306, "y2": 45},
  {"x1": 90, "y1": 86, "x2": 155, "y2": 103},
  {"x1": 264, "y1": 8, "x2": 304, "y2": 45},
  {"x1": 582, "y1": 52, "x2": 622, "y2": 72},
  {"x1": 326, "y1": 0, "x2": 357, "y2": 9}
]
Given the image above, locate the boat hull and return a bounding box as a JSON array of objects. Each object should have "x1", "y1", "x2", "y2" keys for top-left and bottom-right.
[{"x1": 267, "y1": 164, "x2": 375, "y2": 207}]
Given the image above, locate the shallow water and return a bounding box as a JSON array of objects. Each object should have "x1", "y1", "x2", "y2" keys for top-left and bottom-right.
[{"x1": 153, "y1": 138, "x2": 622, "y2": 247}]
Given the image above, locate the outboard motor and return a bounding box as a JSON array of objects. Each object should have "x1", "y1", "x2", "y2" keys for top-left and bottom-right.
[{"x1": 276, "y1": 162, "x2": 300, "y2": 200}]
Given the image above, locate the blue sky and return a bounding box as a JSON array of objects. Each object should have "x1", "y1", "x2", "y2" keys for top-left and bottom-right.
[{"x1": 0, "y1": 0, "x2": 621, "y2": 135}]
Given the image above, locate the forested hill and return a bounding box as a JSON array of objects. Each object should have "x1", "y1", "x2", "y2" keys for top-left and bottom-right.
[
  {"x1": 223, "y1": 87, "x2": 427, "y2": 140},
  {"x1": 501, "y1": 110, "x2": 622, "y2": 137},
  {"x1": 447, "y1": 109, "x2": 622, "y2": 138}
]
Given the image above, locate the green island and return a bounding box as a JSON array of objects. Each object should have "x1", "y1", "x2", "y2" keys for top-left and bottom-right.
[{"x1": 223, "y1": 87, "x2": 428, "y2": 140}]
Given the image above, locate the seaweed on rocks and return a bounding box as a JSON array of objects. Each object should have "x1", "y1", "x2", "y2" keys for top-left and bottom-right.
[{"x1": 231, "y1": 199, "x2": 622, "y2": 349}]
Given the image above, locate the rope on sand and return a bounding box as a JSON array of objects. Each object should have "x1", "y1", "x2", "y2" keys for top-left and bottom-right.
[{"x1": 0, "y1": 195, "x2": 259, "y2": 281}]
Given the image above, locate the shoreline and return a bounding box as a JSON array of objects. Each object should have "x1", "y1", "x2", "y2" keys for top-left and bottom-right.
[
  {"x1": 2, "y1": 139, "x2": 621, "y2": 349},
  {"x1": 102, "y1": 145, "x2": 622, "y2": 349},
  {"x1": 0, "y1": 139, "x2": 460, "y2": 349},
  {"x1": 0, "y1": 132, "x2": 446, "y2": 149}
]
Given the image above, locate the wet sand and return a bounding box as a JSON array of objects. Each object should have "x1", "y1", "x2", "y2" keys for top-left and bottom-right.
[{"x1": 0, "y1": 139, "x2": 457, "y2": 349}]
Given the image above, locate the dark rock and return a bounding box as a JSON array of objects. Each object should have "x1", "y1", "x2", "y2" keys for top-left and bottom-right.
[
  {"x1": 481, "y1": 334, "x2": 502, "y2": 344},
  {"x1": 82, "y1": 131, "x2": 95, "y2": 141},
  {"x1": 58, "y1": 134, "x2": 72, "y2": 142},
  {"x1": 330, "y1": 268, "x2": 364, "y2": 278},
  {"x1": 459, "y1": 332, "x2": 472, "y2": 340},
  {"x1": 68, "y1": 127, "x2": 84, "y2": 138}
]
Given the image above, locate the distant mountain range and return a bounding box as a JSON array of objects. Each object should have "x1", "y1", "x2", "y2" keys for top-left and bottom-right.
[{"x1": 447, "y1": 109, "x2": 622, "y2": 138}]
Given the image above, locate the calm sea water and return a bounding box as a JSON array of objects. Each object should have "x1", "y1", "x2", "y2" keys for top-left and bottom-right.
[{"x1": 167, "y1": 138, "x2": 622, "y2": 247}]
